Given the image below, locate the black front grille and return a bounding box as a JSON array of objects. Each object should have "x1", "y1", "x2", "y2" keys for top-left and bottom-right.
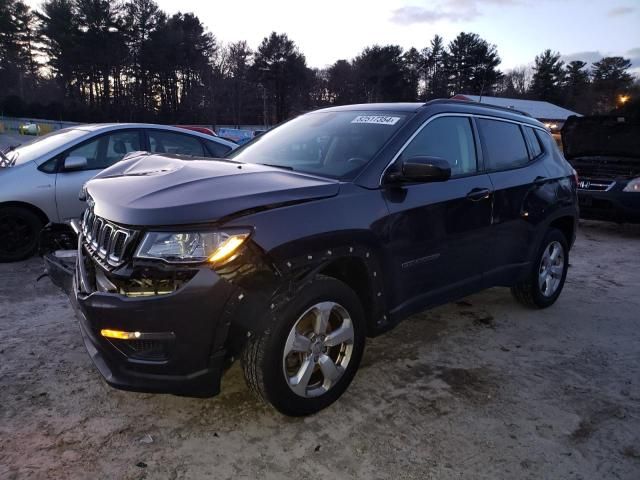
[{"x1": 81, "y1": 209, "x2": 137, "y2": 267}]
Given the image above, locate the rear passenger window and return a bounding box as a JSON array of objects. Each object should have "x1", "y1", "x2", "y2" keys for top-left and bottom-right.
[
  {"x1": 523, "y1": 127, "x2": 543, "y2": 159},
  {"x1": 477, "y1": 119, "x2": 529, "y2": 171},
  {"x1": 402, "y1": 116, "x2": 477, "y2": 176},
  {"x1": 148, "y1": 131, "x2": 205, "y2": 156}
]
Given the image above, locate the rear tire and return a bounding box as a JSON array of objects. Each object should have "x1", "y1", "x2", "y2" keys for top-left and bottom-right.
[
  {"x1": 511, "y1": 228, "x2": 569, "y2": 308},
  {"x1": 0, "y1": 206, "x2": 43, "y2": 262},
  {"x1": 241, "y1": 275, "x2": 366, "y2": 416}
]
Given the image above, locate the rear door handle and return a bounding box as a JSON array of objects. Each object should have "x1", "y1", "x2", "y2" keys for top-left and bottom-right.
[
  {"x1": 466, "y1": 187, "x2": 491, "y2": 201},
  {"x1": 534, "y1": 176, "x2": 548, "y2": 185}
]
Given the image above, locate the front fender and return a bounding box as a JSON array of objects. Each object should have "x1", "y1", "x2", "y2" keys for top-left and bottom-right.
[{"x1": 219, "y1": 235, "x2": 390, "y2": 358}]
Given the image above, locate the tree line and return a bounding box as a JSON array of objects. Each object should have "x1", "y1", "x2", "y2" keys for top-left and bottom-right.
[{"x1": 0, "y1": 0, "x2": 637, "y2": 126}]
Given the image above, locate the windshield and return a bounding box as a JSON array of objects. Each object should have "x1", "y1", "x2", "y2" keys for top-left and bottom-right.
[
  {"x1": 227, "y1": 111, "x2": 408, "y2": 179},
  {"x1": 5, "y1": 127, "x2": 90, "y2": 166}
]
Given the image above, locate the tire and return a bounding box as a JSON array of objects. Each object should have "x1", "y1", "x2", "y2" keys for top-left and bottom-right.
[
  {"x1": 0, "y1": 206, "x2": 43, "y2": 262},
  {"x1": 511, "y1": 228, "x2": 569, "y2": 308},
  {"x1": 241, "y1": 275, "x2": 366, "y2": 416}
]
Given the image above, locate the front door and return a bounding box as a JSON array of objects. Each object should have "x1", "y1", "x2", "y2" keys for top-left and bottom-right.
[
  {"x1": 55, "y1": 129, "x2": 142, "y2": 220},
  {"x1": 382, "y1": 115, "x2": 493, "y2": 315}
]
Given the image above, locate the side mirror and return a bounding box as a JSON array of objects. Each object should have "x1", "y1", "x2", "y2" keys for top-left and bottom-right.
[
  {"x1": 64, "y1": 155, "x2": 88, "y2": 171},
  {"x1": 389, "y1": 156, "x2": 451, "y2": 183}
]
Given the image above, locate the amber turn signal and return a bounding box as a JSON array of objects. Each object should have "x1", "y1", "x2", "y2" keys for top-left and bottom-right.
[{"x1": 100, "y1": 329, "x2": 141, "y2": 340}]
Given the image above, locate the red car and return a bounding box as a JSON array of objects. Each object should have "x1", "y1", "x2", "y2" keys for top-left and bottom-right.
[{"x1": 175, "y1": 125, "x2": 217, "y2": 137}]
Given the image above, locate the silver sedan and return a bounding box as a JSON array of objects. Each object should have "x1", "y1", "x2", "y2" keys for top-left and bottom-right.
[{"x1": 0, "y1": 123, "x2": 237, "y2": 262}]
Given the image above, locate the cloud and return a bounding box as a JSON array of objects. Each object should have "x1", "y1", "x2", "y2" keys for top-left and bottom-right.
[
  {"x1": 561, "y1": 51, "x2": 606, "y2": 65},
  {"x1": 627, "y1": 48, "x2": 640, "y2": 69},
  {"x1": 390, "y1": 6, "x2": 475, "y2": 24},
  {"x1": 607, "y1": 6, "x2": 636, "y2": 17},
  {"x1": 561, "y1": 48, "x2": 640, "y2": 75},
  {"x1": 390, "y1": 0, "x2": 523, "y2": 25},
  {"x1": 627, "y1": 47, "x2": 640, "y2": 57}
]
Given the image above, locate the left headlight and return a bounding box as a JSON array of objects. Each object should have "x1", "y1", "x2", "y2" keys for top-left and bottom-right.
[
  {"x1": 135, "y1": 230, "x2": 250, "y2": 264},
  {"x1": 623, "y1": 177, "x2": 640, "y2": 193}
]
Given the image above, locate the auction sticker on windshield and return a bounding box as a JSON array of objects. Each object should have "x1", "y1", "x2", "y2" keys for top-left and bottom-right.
[{"x1": 351, "y1": 115, "x2": 401, "y2": 125}]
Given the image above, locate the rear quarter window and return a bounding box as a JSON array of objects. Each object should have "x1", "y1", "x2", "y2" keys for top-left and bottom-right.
[
  {"x1": 205, "y1": 140, "x2": 232, "y2": 157},
  {"x1": 477, "y1": 118, "x2": 529, "y2": 171},
  {"x1": 523, "y1": 127, "x2": 543, "y2": 159}
]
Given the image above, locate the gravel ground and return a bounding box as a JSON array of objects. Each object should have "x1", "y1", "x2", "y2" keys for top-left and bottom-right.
[{"x1": 1, "y1": 220, "x2": 639, "y2": 479}]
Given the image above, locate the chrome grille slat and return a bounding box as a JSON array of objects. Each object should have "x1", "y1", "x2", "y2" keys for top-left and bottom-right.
[
  {"x1": 99, "y1": 224, "x2": 113, "y2": 255},
  {"x1": 90, "y1": 218, "x2": 103, "y2": 248},
  {"x1": 81, "y1": 209, "x2": 137, "y2": 268},
  {"x1": 577, "y1": 178, "x2": 615, "y2": 191}
]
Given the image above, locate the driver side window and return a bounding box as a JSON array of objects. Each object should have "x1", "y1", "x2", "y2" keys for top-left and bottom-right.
[
  {"x1": 64, "y1": 130, "x2": 141, "y2": 171},
  {"x1": 403, "y1": 116, "x2": 477, "y2": 176}
]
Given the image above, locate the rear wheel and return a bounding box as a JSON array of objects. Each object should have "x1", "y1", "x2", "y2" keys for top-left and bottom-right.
[
  {"x1": 241, "y1": 275, "x2": 366, "y2": 416},
  {"x1": 0, "y1": 206, "x2": 43, "y2": 262},
  {"x1": 511, "y1": 228, "x2": 569, "y2": 308}
]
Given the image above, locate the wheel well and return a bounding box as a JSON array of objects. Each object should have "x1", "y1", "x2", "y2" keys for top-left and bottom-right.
[
  {"x1": 0, "y1": 201, "x2": 49, "y2": 225},
  {"x1": 549, "y1": 216, "x2": 575, "y2": 247},
  {"x1": 319, "y1": 257, "x2": 374, "y2": 330}
]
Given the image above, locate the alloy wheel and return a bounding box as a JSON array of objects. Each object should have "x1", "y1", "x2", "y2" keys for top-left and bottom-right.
[
  {"x1": 538, "y1": 240, "x2": 565, "y2": 297},
  {"x1": 282, "y1": 301, "x2": 355, "y2": 398}
]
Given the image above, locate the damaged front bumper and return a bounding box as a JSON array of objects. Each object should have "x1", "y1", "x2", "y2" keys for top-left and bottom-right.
[{"x1": 43, "y1": 238, "x2": 239, "y2": 397}]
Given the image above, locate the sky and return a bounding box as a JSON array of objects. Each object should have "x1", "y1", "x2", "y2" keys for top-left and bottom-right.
[{"x1": 27, "y1": 0, "x2": 640, "y2": 73}]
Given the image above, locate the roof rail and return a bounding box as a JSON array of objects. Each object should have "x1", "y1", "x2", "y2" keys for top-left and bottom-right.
[{"x1": 424, "y1": 98, "x2": 533, "y2": 118}]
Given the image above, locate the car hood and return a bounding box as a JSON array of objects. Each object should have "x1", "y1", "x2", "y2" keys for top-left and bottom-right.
[
  {"x1": 86, "y1": 154, "x2": 340, "y2": 226},
  {"x1": 561, "y1": 115, "x2": 640, "y2": 160}
]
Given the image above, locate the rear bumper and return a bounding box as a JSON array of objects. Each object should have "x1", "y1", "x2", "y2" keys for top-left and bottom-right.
[
  {"x1": 578, "y1": 190, "x2": 640, "y2": 223},
  {"x1": 44, "y1": 247, "x2": 237, "y2": 397}
]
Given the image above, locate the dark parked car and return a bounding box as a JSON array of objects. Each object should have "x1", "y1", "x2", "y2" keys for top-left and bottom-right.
[
  {"x1": 44, "y1": 100, "x2": 578, "y2": 416},
  {"x1": 561, "y1": 115, "x2": 640, "y2": 223}
]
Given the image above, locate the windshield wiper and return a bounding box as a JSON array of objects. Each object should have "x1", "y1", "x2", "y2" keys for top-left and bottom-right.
[
  {"x1": 0, "y1": 149, "x2": 11, "y2": 167},
  {"x1": 1, "y1": 144, "x2": 21, "y2": 167},
  {"x1": 262, "y1": 163, "x2": 294, "y2": 171},
  {"x1": 1, "y1": 143, "x2": 20, "y2": 154}
]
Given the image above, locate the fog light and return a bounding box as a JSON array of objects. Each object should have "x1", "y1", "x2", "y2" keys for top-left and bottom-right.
[{"x1": 101, "y1": 329, "x2": 141, "y2": 340}]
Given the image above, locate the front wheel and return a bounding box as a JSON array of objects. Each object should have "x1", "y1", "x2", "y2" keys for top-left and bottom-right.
[
  {"x1": 0, "y1": 206, "x2": 43, "y2": 262},
  {"x1": 511, "y1": 228, "x2": 569, "y2": 308},
  {"x1": 241, "y1": 275, "x2": 366, "y2": 416}
]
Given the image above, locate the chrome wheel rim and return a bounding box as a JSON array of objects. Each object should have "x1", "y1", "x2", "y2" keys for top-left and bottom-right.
[
  {"x1": 538, "y1": 241, "x2": 564, "y2": 297},
  {"x1": 282, "y1": 301, "x2": 354, "y2": 398}
]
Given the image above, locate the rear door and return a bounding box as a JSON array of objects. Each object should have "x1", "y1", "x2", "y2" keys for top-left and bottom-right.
[
  {"x1": 204, "y1": 138, "x2": 234, "y2": 157},
  {"x1": 55, "y1": 129, "x2": 143, "y2": 220},
  {"x1": 477, "y1": 118, "x2": 552, "y2": 282},
  {"x1": 146, "y1": 129, "x2": 207, "y2": 157},
  {"x1": 382, "y1": 115, "x2": 493, "y2": 313}
]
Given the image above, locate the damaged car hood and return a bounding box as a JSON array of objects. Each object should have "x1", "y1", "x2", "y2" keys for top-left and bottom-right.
[
  {"x1": 86, "y1": 154, "x2": 340, "y2": 226},
  {"x1": 562, "y1": 115, "x2": 640, "y2": 160}
]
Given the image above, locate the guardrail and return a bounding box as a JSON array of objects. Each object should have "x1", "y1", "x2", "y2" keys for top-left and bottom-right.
[
  {"x1": 0, "y1": 116, "x2": 79, "y2": 136},
  {"x1": 0, "y1": 116, "x2": 267, "y2": 137}
]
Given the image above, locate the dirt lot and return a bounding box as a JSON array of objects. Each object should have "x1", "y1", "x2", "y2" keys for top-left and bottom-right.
[{"x1": 1, "y1": 220, "x2": 639, "y2": 479}]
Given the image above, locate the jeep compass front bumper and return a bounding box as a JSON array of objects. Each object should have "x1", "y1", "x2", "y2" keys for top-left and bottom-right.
[{"x1": 44, "y1": 242, "x2": 237, "y2": 397}]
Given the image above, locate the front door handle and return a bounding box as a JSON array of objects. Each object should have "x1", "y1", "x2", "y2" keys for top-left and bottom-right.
[{"x1": 466, "y1": 187, "x2": 491, "y2": 201}]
